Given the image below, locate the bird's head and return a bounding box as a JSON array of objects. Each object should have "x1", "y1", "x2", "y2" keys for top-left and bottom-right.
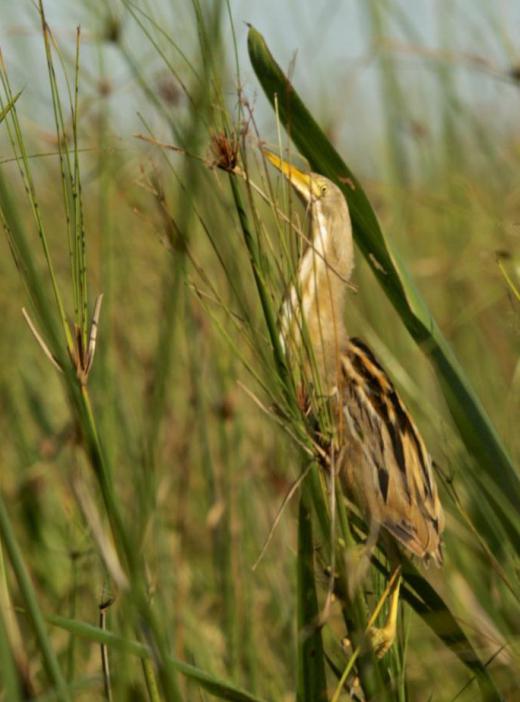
[
  {"x1": 264, "y1": 150, "x2": 354, "y2": 279},
  {"x1": 263, "y1": 150, "x2": 344, "y2": 218},
  {"x1": 264, "y1": 150, "x2": 355, "y2": 388}
]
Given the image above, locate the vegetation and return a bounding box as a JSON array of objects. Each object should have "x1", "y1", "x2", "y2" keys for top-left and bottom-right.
[{"x1": 0, "y1": 2, "x2": 519, "y2": 700}]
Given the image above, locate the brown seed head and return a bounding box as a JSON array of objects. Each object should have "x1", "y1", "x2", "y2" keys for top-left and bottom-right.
[{"x1": 210, "y1": 131, "x2": 239, "y2": 172}]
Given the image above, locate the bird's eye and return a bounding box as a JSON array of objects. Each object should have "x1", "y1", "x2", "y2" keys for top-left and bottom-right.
[{"x1": 320, "y1": 184, "x2": 327, "y2": 196}]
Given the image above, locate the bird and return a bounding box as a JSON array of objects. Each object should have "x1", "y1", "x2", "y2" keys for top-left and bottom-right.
[{"x1": 264, "y1": 150, "x2": 445, "y2": 656}]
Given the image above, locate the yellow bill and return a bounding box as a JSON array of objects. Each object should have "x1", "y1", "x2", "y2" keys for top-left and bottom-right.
[{"x1": 263, "y1": 150, "x2": 321, "y2": 201}]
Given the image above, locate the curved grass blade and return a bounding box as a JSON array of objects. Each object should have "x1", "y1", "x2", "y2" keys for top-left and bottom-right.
[
  {"x1": 0, "y1": 89, "x2": 22, "y2": 124},
  {"x1": 297, "y1": 494, "x2": 327, "y2": 702},
  {"x1": 247, "y1": 27, "x2": 520, "y2": 542},
  {"x1": 47, "y1": 614, "x2": 268, "y2": 702}
]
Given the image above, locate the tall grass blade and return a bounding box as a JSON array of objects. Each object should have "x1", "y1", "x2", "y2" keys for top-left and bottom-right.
[
  {"x1": 297, "y1": 494, "x2": 327, "y2": 702},
  {"x1": 0, "y1": 608, "x2": 22, "y2": 702}
]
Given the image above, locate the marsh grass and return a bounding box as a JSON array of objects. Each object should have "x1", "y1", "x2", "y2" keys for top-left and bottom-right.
[{"x1": 0, "y1": 1, "x2": 519, "y2": 701}]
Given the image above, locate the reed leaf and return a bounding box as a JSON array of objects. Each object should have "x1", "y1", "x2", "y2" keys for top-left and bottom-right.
[{"x1": 47, "y1": 614, "x2": 268, "y2": 702}]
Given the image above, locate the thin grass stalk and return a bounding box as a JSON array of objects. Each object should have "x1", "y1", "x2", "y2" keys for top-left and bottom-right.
[
  {"x1": 0, "y1": 542, "x2": 25, "y2": 701},
  {"x1": 188, "y1": 314, "x2": 239, "y2": 659},
  {"x1": 0, "y1": 88, "x2": 21, "y2": 123},
  {"x1": 0, "y1": 606, "x2": 22, "y2": 702},
  {"x1": 94, "y1": 41, "x2": 117, "y2": 465},
  {"x1": 363, "y1": 0, "x2": 411, "y2": 186},
  {"x1": 72, "y1": 26, "x2": 88, "y2": 344},
  {"x1": 65, "y1": 553, "x2": 78, "y2": 683},
  {"x1": 99, "y1": 602, "x2": 113, "y2": 702},
  {"x1": 227, "y1": 174, "x2": 296, "y2": 410},
  {"x1": 296, "y1": 492, "x2": 327, "y2": 702},
  {"x1": 0, "y1": 183, "x2": 62, "y2": 364},
  {"x1": 37, "y1": 1, "x2": 82, "y2": 329},
  {"x1": 0, "y1": 495, "x2": 69, "y2": 702},
  {"x1": 362, "y1": 545, "x2": 505, "y2": 701},
  {"x1": 236, "y1": 465, "x2": 259, "y2": 694},
  {"x1": 120, "y1": 0, "x2": 200, "y2": 117},
  {"x1": 332, "y1": 569, "x2": 402, "y2": 702},
  {"x1": 77, "y1": 389, "x2": 158, "y2": 579},
  {"x1": 68, "y1": 375, "x2": 182, "y2": 700},
  {"x1": 136, "y1": 0, "x2": 220, "y2": 469},
  {"x1": 142, "y1": 658, "x2": 163, "y2": 702},
  {"x1": 143, "y1": 263, "x2": 184, "y2": 468},
  {"x1": 0, "y1": 61, "x2": 73, "y2": 352},
  {"x1": 333, "y1": 479, "x2": 386, "y2": 697},
  {"x1": 214, "y1": 353, "x2": 239, "y2": 675},
  {"x1": 42, "y1": 7, "x2": 92, "y2": 336}
]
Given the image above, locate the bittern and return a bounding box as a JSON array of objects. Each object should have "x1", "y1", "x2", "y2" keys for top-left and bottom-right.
[{"x1": 265, "y1": 151, "x2": 444, "y2": 656}]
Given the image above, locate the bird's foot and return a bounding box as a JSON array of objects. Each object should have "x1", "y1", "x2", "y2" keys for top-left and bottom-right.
[{"x1": 366, "y1": 624, "x2": 396, "y2": 658}]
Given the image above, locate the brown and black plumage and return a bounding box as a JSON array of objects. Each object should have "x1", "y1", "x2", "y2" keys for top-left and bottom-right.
[
  {"x1": 265, "y1": 150, "x2": 444, "y2": 654},
  {"x1": 341, "y1": 337, "x2": 444, "y2": 565}
]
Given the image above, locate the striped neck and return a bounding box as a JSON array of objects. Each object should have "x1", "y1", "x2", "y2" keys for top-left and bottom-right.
[{"x1": 280, "y1": 195, "x2": 354, "y2": 389}]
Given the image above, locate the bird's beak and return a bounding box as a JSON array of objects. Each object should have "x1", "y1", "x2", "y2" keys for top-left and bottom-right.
[{"x1": 263, "y1": 150, "x2": 321, "y2": 202}]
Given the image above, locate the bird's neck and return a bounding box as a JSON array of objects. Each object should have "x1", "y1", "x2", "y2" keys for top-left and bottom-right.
[{"x1": 281, "y1": 202, "x2": 354, "y2": 390}]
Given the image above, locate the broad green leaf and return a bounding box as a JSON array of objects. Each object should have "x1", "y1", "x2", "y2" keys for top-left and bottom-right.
[
  {"x1": 297, "y1": 495, "x2": 327, "y2": 702},
  {"x1": 47, "y1": 614, "x2": 268, "y2": 702},
  {"x1": 247, "y1": 27, "x2": 520, "y2": 543}
]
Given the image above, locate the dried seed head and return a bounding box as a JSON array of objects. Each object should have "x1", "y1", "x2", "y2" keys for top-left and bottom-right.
[{"x1": 210, "y1": 131, "x2": 239, "y2": 172}]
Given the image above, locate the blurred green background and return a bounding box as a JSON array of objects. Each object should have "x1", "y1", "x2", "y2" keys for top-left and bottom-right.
[{"x1": 0, "y1": 1, "x2": 519, "y2": 700}]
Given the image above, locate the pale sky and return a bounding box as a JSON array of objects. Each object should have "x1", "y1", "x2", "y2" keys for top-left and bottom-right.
[{"x1": 1, "y1": 1, "x2": 519, "y2": 168}]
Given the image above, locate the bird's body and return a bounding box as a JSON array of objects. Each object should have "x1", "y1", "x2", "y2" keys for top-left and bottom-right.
[
  {"x1": 340, "y1": 336, "x2": 443, "y2": 564},
  {"x1": 265, "y1": 151, "x2": 444, "y2": 653}
]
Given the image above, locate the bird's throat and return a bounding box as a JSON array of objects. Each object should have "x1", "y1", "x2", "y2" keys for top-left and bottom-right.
[{"x1": 281, "y1": 209, "x2": 351, "y2": 391}]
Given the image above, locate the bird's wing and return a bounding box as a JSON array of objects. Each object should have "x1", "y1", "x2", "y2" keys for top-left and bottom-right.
[{"x1": 340, "y1": 338, "x2": 444, "y2": 565}]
